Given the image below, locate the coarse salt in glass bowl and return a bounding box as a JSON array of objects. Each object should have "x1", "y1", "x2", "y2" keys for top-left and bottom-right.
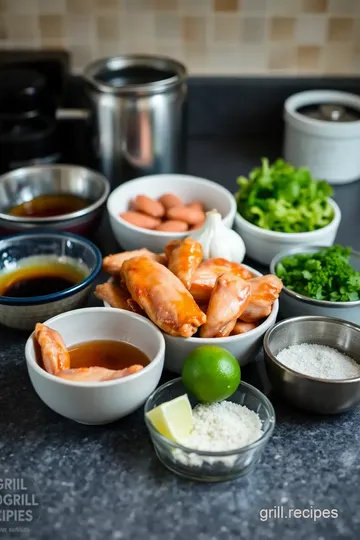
[{"x1": 144, "y1": 378, "x2": 276, "y2": 482}]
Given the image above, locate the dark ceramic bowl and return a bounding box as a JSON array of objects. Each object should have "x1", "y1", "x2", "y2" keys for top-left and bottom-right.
[
  {"x1": 0, "y1": 165, "x2": 110, "y2": 237},
  {"x1": 0, "y1": 231, "x2": 102, "y2": 330}
]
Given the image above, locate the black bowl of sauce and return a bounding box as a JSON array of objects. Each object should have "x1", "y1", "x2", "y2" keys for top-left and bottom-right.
[{"x1": 0, "y1": 231, "x2": 102, "y2": 330}]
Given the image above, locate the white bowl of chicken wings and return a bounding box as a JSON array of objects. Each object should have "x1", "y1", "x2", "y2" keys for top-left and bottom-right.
[{"x1": 96, "y1": 240, "x2": 282, "y2": 374}]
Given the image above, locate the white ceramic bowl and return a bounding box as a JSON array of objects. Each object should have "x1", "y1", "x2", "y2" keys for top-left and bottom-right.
[
  {"x1": 233, "y1": 198, "x2": 341, "y2": 266},
  {"x1": 107, "y1": 174, "x2": 237, "y2": 252},
  {"x1": 270, "y1": 246, "x2": 360, "y2": 325},
  {"x1": 103, "y1": 266, "x2": 279, "y2": 374},
  {"x1": 25, "y1": 307, "x2": 165, "y2": 425}
]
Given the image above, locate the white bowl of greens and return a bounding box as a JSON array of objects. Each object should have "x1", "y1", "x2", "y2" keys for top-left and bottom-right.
[
  {"x1": 270, "y1": 245, "x2": 360, "y2": 325},
  {"x1": 234, "y1": 158, "x2": 341, "y2": 265}
]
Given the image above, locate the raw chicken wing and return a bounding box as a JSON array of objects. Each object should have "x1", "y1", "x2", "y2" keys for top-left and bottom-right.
[
  {"x1": 94, "y1": 282, "x2": 143, "y2": 314},
  {"x1": 103, "y1": 248, "x2": 167, "y2": 276},
  {"x1": 56, "y1": 365, "x2": 143, "y2": 382},
  {"x1": 231, "y1": 321, "x2": 259, "y2": 336},
  {"x1": 120, "y1": 256, "x2": 206, "y2": 337},
  {"x1": 34, "y1": 323, "x2": 143, "y2": 381},
  {"x1": 165, "y1": 238, "x2": 203, "y2": 289},
  {"x1": 190, "y1": 258, "x2": 253, "y2": 302},
  {"x1": 240, "y1": 275, "x2": 283, "y2": 323},
  {"x1": 35, "y1": 323, "x2": 70, "y2": 375},
  {"x1": 200, "y1": 273, "x2": 252, "y2": 338}
]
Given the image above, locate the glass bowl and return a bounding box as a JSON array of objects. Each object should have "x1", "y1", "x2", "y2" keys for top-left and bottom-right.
[
  {"x1": 0, "y1": 231, "x2": 102, "y2": 330},
  {"x1": 144, "y1": 378, "x2": 276, "y2": 482}
]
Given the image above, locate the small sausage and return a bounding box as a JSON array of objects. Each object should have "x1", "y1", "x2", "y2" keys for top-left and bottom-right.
[
  {"x1": 158, "y1": 193, "x2": 183, "y2": 210},
  {"x1": 133, "y1": 195, "x2": 165, "y2": 218},
  {"x1": 155, "y1": 220, "x2": 189, "y2": 232},
  {"x1": 166, "y1": 206, "x2": 205, "y2": 225},
  {"x1": 119, "y1": 211, "x2": 161, "y2": 230},
  {"x1": 189, "y1": 220, "x2": 205, "y2": 231},
  {"x1": 187, "y1": 201, "x2": 204, "y2": 212}
]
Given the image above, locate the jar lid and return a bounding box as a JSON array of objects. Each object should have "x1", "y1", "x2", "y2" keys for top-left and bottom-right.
[
  {"x1": 297, "y1": 103, "x2": 360, "y2": 122},
  {"x1": 284, "y1": 90, "x2": 360, "y2": 138},
  {"x1": 0, "y1": 68, "x2": 52, "y2": 116}
]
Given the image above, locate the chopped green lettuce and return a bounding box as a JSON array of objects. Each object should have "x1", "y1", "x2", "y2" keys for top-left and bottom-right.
[{"x1": 236, "y1": 158, "x2": 334, "y2": 233}]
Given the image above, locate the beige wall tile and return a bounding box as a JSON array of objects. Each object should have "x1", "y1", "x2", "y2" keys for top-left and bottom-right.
[
  {"x1": 0, "y1": 0, "x2": 358, "y2": 76},
  {"x1": 296, "y1": 45, "x2": 322, "y2": 70},
  {"x1": 213, "y1": 0, "x2": 239, "y2": 12},
  {"x1": 96, "y1": 14, "x2": 121, "y2": 40},
  {"x1": 179, "y1": 0, "x2": 212, "y2": 14},
  {"x1": 40, "y1": 37, "x2": 67, "y2": 49},
  {"x1": 329, "y1": 0, "x2": 357, "y2": 15},
  {"x1": 323, "y1": 43, "x2": 352, "y2": 73},
  {"x1": 39, "y1": 15, "x2": 65, "y2": 40},
  {"x1": 302, "y1": 0, "x2": 328, "y2": 13},
  {"x1": 39, "y1": 0, "x2": 66, "y2": 14},
  {"x1": 65, "y1": 15, "x2": 94, "y2": 45},
  {"x1": 295, "y1": 14, "x2": 327, "y2": 44},
  {"x1": 182, "y1": 16, "x2": 206, "y2": 46},
  {"x1": 96, "y1": 40, "x2": 122, "y2": 56},
  {"x1": 155, "y1": 0, "x2": 178, "y2": 9},
  {"x1": 0, "y1": 17, "x2": 6, "y2": 39},
  {"x1": 96, "y1": 0, "x2": 121, "y2": 8},
  {"x1": 268, "y1": 0, "x2": 302, "y2": 15},
  {"x1": 123, "y1": 0, "x2": 155, "y2": 9},
  {"x1": 5, "y1": 15, "x2": 39, "y2": 40},
  {"x1": 66, "y1": 0, "x2": 95, "y2": 13},
  {"x1": 242, "y1": 16, "x2": 267, "y2": 42},
  {"x1": 238, "y1": 44, "x2": 266, "y2": 72},
  {"x1": 328, "y1": 17, "x2": 354, "y2": 41},
  {"x1": 6, "y1": 0, "x2": 39, "y2": 14},
  {"x1": 212, "y1": 14, "x2": 241, "y2": 42},
  {"x1": 124, "y1": 13, "x2": 154, "y2": 41},
  {"x1": 270, "y1": 17, "x2": 295, "y2": 41},
  {"x1": 268, "y1": 43, "x2": 296, "y2": 70},
  {"x1": 71, "y1": 45, "x2": 93, "y2": 70},
  {"x1": 154, "y1": 13, "x2": 181, "y2": 41},
  {"x1": 242, "y1": 0, "x2": 267, "y2": 12}
]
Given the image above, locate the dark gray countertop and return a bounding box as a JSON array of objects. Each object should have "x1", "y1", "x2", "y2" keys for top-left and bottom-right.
[{"x1": 1, "y1": 137, "x2": 360, "y2": 540}]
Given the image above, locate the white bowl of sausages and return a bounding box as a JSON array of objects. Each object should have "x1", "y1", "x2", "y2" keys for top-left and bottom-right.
[{"x1": 106, "y1": 174, "x2": 237, "y2": 252}]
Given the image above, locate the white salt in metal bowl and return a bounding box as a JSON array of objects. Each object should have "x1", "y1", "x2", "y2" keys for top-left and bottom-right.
[{"x1": 263, "y1": 315, "x2": 360, "y2": 414}]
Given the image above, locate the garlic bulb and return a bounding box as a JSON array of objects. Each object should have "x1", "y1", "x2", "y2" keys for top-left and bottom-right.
[{"x1": 189, "y1": 209, "x2": 246, "y2": 263}]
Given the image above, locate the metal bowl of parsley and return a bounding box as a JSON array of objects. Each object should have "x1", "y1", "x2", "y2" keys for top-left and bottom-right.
[
  {"x1": 270, "y1": 245, "x2": 360, "y2": 325},
  {"x1": 234, "y1": 159, "x2": 341, "y2": 265}
]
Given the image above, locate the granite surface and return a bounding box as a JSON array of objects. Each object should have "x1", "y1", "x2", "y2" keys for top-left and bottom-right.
[{"x1": 1, "y1": 137, "x2": 360, "y2": 540}]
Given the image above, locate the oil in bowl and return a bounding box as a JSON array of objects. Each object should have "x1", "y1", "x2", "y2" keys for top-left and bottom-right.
[
  {"x1": 7, "y1": 194, "x2": 90, "y2": 219},
  {"x1": 0, "y1": 256, "x2": 89, "y2": 298}
]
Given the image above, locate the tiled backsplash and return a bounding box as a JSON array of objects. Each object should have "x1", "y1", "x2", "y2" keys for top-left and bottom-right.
[{"x1": 0, "y1": 0, "x2": 359, "y2": 75}]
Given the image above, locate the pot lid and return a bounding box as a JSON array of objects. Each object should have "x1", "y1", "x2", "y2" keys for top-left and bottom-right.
[{"x1": 296, "y1": 102, "x2": 360, "y2": 122}]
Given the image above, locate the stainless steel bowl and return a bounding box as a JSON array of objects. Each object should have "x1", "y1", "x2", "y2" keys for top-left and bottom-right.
[
  {"x1": 0, "y1": 165, "x2": 110, "y2": 237},
  {"x1": 270, "y1": 246, "x2": 360, "y2": 325},
  {"x1": 263, "y1": 316, "x2": 360, "y2": 414}
]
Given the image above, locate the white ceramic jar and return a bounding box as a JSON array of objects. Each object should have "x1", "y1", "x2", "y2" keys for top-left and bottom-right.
[{"x1": 284, "y1": 90, "x2": 360, "y2": 185}]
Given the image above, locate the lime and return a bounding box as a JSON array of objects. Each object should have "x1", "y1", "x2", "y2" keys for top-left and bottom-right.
[
  {"x1": 145, "y1": 394, "x2": 193, "y2": 442},
  {"x1": 181, "y1": 346, "x2": 241, "y2": 403}
]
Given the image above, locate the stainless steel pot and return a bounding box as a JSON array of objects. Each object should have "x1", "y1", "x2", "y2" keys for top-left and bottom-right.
[{"x1": 80, "y1": 55, "x2": 187, "y2": 185}]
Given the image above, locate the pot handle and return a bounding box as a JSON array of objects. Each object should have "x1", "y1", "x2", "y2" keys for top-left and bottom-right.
[{"x1": 56, "y1": 108, "x2": 90, "y2": 121}]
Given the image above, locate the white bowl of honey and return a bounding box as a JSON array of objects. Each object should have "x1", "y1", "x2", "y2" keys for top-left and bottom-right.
[
  {"x1": 0, "y1": 231, "x2": 102, "y2": 330},
  {"x1": 25, "y1": 307, "x2": 165, "y2": 425}
]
